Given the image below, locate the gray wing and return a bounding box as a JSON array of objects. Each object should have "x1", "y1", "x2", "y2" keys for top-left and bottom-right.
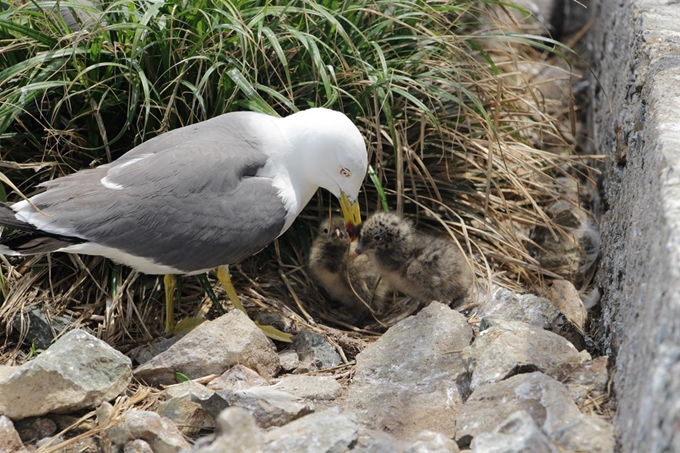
[{"x1": 28, "y1": 113, "x2": 287, "y2": 272}]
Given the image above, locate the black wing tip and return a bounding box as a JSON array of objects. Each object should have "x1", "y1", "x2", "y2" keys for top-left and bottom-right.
[
  {"x1": 0, "y1": 233, "x2": 85, "y2": 255},
  {"x1": 0, "y1": 202, "x2": 86, "y2": 255},
  {"x1": 0, "y1": 202, "x2": 38, "y2": 233}
]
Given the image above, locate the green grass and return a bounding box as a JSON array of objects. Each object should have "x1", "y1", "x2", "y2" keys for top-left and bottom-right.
[
  {"x1": 0, "y1": 0, "x2": 586, "y2": 343},
  {"x1": 0, "y1": 0, "x2": 564, "y2": 171}
]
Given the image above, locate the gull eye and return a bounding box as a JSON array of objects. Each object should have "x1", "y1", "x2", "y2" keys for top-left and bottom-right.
[
  {"x1": 339, "y1": 167, "x2": 351, "y2": 178},
  {"x1": 373, "y1": 234, "x2": 382, "y2": 242},
  {"x1": 323, "y1": 227, "x2": 329, "y2": 234}
]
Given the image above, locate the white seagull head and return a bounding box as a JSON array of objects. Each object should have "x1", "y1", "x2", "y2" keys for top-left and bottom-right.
[{"x1": 283, "y1": 108, "x2": 368, "y2": 226}]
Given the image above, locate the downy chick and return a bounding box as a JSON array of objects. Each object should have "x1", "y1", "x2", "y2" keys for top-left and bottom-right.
[
  {"x1": 309, "y1": 218, "x2": 391, "y2": 317},
  {"x1": 355, "y1": 212, "x2": 473, "y2": 306}
]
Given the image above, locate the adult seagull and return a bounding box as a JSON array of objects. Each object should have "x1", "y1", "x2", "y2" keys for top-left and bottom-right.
[{"x1": 0, "y1": 108, "x2": 367, "y2": 335}]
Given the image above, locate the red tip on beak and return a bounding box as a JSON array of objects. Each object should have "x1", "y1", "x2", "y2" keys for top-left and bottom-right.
[{"x1": 346, "y1": 223, "x2": 360, "y2": 242}]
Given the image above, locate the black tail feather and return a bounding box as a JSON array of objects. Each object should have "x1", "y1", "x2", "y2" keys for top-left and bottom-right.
[
  {"x1": 1, "y1": 234, "x2": 84, "y2": 254},
  {"x1": 0, "y1": 202, "x2": 85, "y2": 254},
  {"x1": 0, "y1": 202, "x2": 37, "y2": 233}
]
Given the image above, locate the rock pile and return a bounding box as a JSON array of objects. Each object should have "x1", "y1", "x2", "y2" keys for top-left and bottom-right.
[{"x1": 0, "y1": 283, "x2": 613, "y2": 453}]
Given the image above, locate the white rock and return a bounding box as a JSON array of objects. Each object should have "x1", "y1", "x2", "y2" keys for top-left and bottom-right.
[
  {"x1": 134, "y1": 310, "x2": 280, "y2": 385},
  {"x1": 273, "y1": 375, "x2": 341, "y2": 401},
  {"x1": 0, "y1": 415, "x2": 26, "y2": 453},
  {"x1": 192, "y1": 407, "x2": 264, "y2": 453},
  {"x1": 455, "y1": 372, "x2": 585, "y2": 447},
  {"x1": 464, "y1": 318, "x2": 581, "y2": 390},
  {"x1": 0, "y1": 329, "x2": 131, "y2": 419},
  {"x1": 405, "y1": 430, "x2": 460, "y2": 453},
  {"x1": 345, "y1": 302, "x2": 473, "y2": 440},
  {"x1": 471, "y1": 410, "x2": 558, "y2": 453},
  {"x1": 264, "y1": 407, "x2": 358, "y2": 453},
  {"x1": 120, "y1": 410, "x2": 191, "y2": 453}
]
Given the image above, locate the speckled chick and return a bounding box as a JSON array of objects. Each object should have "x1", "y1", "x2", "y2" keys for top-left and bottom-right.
[
  {"x1": 309, "y1": 218, "x2": 391, "y2": 315},
  {"x1": 355, "y1": 212, "x2": 473, "y2": 306}
]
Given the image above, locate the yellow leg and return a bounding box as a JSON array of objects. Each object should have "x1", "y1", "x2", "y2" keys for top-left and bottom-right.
[
  {"x1": 217, "y1": 265, "x2": 246, "y2": 313},
  {"x1": 164, "y1": 274, "x2": 177, "y2": 333},
  {"x1": 165, "y1": 274, "x2": 206, "y2": 335},
  {"x1": 216, "y1": 265, "x2": 292, "y2": 343}
]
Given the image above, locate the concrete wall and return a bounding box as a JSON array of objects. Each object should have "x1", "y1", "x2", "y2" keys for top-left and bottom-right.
[{"x1": 587, "y1": 0, "x2": 680, "y2": 451}]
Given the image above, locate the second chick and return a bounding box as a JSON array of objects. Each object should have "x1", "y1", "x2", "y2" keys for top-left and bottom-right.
[
  {"x1": 355, "y1": 212, "x2": 473, "y2": 306},
  {"x1": 309, "y1": 218, "x2": 391, "y2": 319}
]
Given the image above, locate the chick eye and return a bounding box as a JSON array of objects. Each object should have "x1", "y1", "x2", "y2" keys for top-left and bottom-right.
[
  {"x1": 339, "y1": 167, "x2": 351, "y2": 178},
  {"x1": 323, "y1": 227, "x2": 329, "y2": 234},
  {"x1": 373, "y1": 234, "x2": 382, "y2": 242}
]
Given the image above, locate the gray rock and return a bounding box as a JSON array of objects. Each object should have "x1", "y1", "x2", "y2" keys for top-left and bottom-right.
[
  {"x1": 97, "y1": 401, "x2": 115, "y2": 421},
  {"x1": 96, "y1": 402, "x2": 117, "y2": 451},
  {"x1": 549, "y1": 356, "x2": 609, "y2": 405},
  {"x1": 346, "y1": 302, "x2": 473, "y2": 439},
  {"x1": 157, "y1": 383, "x2": 216, "y2": 436},
  {"x1": 473, "y1": 286, "x2": 559, "y2": 329},
  {"x1": 206, "y1": 365, "x2": 269, "y2": 392},
  {"x1": 405, "y1": 430, "x2": 460, "y2": 453},
  {"x1": 279, "y1": 350, "x2": 300, "y2": 372},
  {"x1": 0, "y1": 329, "x2": 131, "y2": 419},
  {"x1": 107, "y1": 417, "x2": 134, "y2": 447},
  {"x1": 165, "y1": 381, "x2": 214, "y2": 400},
  {"x1": 548, "y1": 315, "x2": 587, "y2": 353},
  {"x1": 464, "y1": 318, "x2": 581, "y2": 390},
  {"x1": 455, "y1": 372, "x2": 583, "y2": 446},
  {"x1": 273, "y1": 375, "x2": 341, "y2": 401},
  {"x1": 122, "y1": 410, "x2": 191, "y2": 453},
  {"x1": 545, "y1": 280, "x2": 588, "y2": 333},
  {"x1": 292, "y1": 329, "x2": 342, "y2": 371},
  {"x1": 125, "y1": 439, "x2": 155, "y2": 453},
  {"x1": 212, "y1": 386, "x2": 313, "y2": 428},
  {"x1": 470, "y1": 411, "x2": 558, "y2": 453},
  {"x1": 130, "y1": 335, "x2": 183, "y2": 365},
  {"x1": 353, "y1": 439, "x2": 405, "y2": 453},
  {"x1": 134, "y1": 310, "x2": 280, "y2": 385},
  {"x1": 550, "y1": 415, "x2": 615, "y2": 453},
  {"x1": 192, "y1": 407, "x2": 264, "y2": 453},
  {"x1": 353, "y1": 428, "x2": 409, "y2": 453},
  {"x1": 0, "y1": 415, "x2": 26, "y2": 453},
  {"x1": 192, "y1": 392, "x2": 230, "y2": 419},
  {"x1": 0, "y1": 366, "x2": 15, "y2": 381},
  {"x1": 264, "y1": 407, "x2": 358, "y2": 453},
  {"x1": 12, "y1": 308, "x2": 74, "y2": 350}
]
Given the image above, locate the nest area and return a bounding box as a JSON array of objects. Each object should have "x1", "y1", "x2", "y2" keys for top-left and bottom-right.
[{"x1": 0, "y1": 1, "x2": 601, "y2": 374}]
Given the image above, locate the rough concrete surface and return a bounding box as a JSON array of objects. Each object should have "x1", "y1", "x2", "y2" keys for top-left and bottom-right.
[{"x1": 587, "y1": 0, "x2": 680, "y2": 451}]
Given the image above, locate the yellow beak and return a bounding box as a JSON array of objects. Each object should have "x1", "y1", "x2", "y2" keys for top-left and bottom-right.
[{"x1": 340, "y1": 191, "x2": 362, "y2": 227}]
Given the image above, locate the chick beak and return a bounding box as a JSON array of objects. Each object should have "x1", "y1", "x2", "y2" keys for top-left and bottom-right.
[{"x1": 340, "y1": 191, "x2": 362, "y2": 241}]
